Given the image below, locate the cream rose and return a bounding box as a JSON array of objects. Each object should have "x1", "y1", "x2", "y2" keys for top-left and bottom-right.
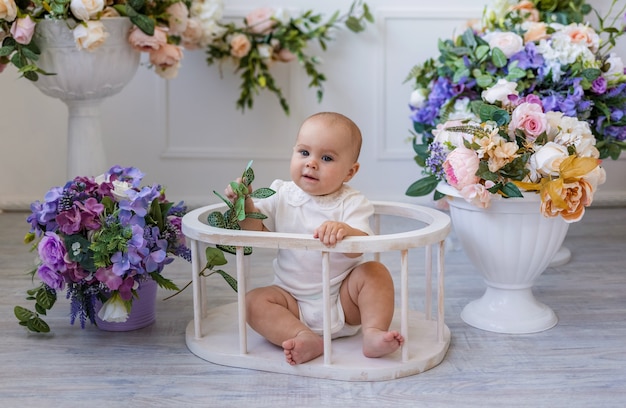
[
  {"x1": 530, "y1": 142, "x2": 569, "y2": 178},
  {"x1": 155, "y1": 63, "x2": 180, "y2": 80},
  {"x1": 522, "y1": 21, "x2": 549, "y2": 43},
  {"x1": 70, "y1": 0, "x2": 105, "y2": 21},
  {"x1": 481, "y1": 79, "x2": 518, "y2": 105},
  {"x1": 0, "y1": 0, "x2": 17, "y2": 22},
  {"x1": 230, "y1": 33, "x2": 251, "y2": 58},
  {"x1": 483, "y1": 31, "x2": 524, "y2": 58},
  {"x1": 73, "y1": 21, "x2": 108, "y2": 51}
]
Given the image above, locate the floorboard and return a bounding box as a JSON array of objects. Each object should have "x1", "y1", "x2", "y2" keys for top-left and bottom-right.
[{"x1": 1, "y1": 206, "x2": 625, "y2": 407}]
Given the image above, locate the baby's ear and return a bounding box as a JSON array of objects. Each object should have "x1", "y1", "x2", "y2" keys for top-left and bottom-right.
[{"x1": 344, "y1": 162, "x2": 360, "y2": 182}]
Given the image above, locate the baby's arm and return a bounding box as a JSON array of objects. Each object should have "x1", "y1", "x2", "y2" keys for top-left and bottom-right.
[
  {"x1": 314, "y1": 221, "x2": 367, "y2": 257},
  {"x1": 224, "y1": 179, "x2": 269, "y2": 232}
]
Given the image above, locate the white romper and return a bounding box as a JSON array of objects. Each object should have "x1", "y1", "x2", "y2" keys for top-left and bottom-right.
[{"x1": 253, "y1": 180, "x2": 375, "y2": 338}]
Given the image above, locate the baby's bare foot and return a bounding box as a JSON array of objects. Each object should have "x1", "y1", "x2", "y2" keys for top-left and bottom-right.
[
  {"x1": 362, "y1": 328, "x2": 404, "y2": 358},
  {"x1": 282, "y1": 330, "x2": 324, "y2": 365}
]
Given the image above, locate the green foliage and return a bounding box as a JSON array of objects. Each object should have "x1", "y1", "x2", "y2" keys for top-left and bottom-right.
[
  {"x1": 166, "y1": 161, "x2": 275, "y2": 299},
  {"x1": 14, "y1": 284, "x2": 56, "y2": 333},
  {"x1": 405, "y1": 174, "x2": 439, "y2": 197}
]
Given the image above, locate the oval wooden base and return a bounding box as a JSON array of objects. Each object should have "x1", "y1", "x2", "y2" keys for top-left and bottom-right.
[{"x1": 186, "y1": 303, "x2": 450, "y2": 382}]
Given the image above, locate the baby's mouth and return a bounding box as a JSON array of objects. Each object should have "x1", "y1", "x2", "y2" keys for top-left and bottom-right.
[{"x1": 302, "y1": 173, "x2": 318, "y2": 181}]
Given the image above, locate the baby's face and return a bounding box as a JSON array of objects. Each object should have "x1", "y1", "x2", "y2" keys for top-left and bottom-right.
[{"x1": 290, "y1": 118, "x2": 359, "y2": 196}]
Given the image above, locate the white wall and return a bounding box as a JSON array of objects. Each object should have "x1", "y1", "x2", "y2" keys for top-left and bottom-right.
[{"x1": 1, "y1": 0, "x2": 624, "y2": 210}]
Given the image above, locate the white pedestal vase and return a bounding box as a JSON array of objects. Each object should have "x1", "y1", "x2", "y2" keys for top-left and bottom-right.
[
  {"x1": 437, "y1": 183, "x2": 569, "y2": 334},
  {"x1": 31, "y1": 18, "x2": 140, "y2": 179}
]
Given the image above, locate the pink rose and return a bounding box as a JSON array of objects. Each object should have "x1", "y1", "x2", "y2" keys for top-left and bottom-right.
[
  {"x1": 275, "y1": 47, "x2": 296, "y2": 62},
  {"x1": 230, "y1": 33, "x2": 251, "y2": 58},
  {"x1": 460, "y1": 183, "x2": 492, "y2": 209},
  {"x1": 509, "y1": 102, "x2": 547, "y2": 141},
  {"x1": 128, "y1": 26, "x2": 168, "y2": 52},
  {"x1": 561, "y1": 23, "x2": 600, "y2": 53},
  {"x1": 10, "y1": 15, "x2": 36, "y2": 45},
  {"x1": 150, "y1": 43, "x2": 183, "y2": 79},
  {"x1": 442, "y1": 146, "x2": 480, "y2": 189},
  {"x1": 245, "y1": 7, "x2": 276, "y2": 34},
  {"x1": 181, "y1": 18, "x2": 203, "y2": 50},
  {"x1": 166, "y1": 2, "x2": 189, "y2": 36}
]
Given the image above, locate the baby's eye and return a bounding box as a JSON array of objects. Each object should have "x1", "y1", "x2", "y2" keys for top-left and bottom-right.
[
  {"x1": 322, "y1": 155, "x2": 333, "y2": 162},
  {"x1": 300, "y1": 150, "x2": 309, "y2": 157}
]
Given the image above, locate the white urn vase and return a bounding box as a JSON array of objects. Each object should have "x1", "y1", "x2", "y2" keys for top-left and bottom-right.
[
  {"x1": 437, "y1": 183, "x2": 569, "y2": 334},
  {"x1": 31, "y1": 18, "x2": 140, "y2": 179}
]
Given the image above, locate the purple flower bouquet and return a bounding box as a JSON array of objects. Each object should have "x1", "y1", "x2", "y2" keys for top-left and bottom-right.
[{"x1": 15, "y1": 166, "x2": 190, "y2": 333}]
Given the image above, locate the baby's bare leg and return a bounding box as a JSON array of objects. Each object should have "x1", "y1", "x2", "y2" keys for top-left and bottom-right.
[
  {"x1": 246, "y1": 286, "x2": 323, "y2": 365},
  {"x1": 340, "y1": 261, "x2": 404, "y2": 358}
]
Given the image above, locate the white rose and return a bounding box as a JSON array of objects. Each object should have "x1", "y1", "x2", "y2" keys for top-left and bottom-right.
[
  {"x1": 604, "y1": 53, "x2": 625, "y2": 81},
  {"x1": 432, "y1": 120, "x2": 476, "y2": 150},
  {"x1": 70, "y1": 0, "x2": 105, "y2": 21},
  {"x1": 73, "y1": 20, "x2": 108, "y2": 51},
  {"x1": 483, "y1": 31, "x2": 524, "y2": 58},
  {"x1": 544, "y1": 111, "x2": 564, "y2": 141},
  {"x1": 530, "y1": 142, "x2": 569, "y2": 178},
  {"x1": 111, "y1": 180, "x2": 133, "y2": 200},
  {"x1": 481, "y1": 78, "x2": 518, "y2": 105},
  {"x1": 448, "y1": 97, "x2": 479, "y2": 121},
  {"x1": 97, "y1": 295, "x2": 129, "y2": 323},
  {"x1": 409, "y1": 88, "x2": 427, "y2": 109}
]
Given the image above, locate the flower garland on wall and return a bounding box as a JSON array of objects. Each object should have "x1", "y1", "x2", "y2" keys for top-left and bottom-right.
[
  {"x1": 0, "y1": 0, "x2": 373, "y2": 114},
  {"x1": 404, "y1": 0, "x2": 626, "y2": 220},
  {"x1": 198, "y1": 0, "x2": 373, "y2": 115}
]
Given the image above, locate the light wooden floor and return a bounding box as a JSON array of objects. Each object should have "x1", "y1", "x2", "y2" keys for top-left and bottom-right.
[{"x1": 1, "y1": 206, "x2": 625, "y2": 407}]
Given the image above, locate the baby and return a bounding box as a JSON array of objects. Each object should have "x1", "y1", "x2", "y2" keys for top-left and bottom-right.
[{"x1": 225, "y1": 112, "x2": 403, "y2": 365}]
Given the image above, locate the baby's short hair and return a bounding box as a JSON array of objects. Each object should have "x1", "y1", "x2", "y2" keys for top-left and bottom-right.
[{"x1": 305, "y1": 112, "x2": 362, "y2": 162}]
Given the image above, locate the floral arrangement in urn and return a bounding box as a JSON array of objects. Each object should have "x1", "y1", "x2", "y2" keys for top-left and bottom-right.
[
  {"x1": 1, "y1": 0, "x2": 372, "y2": 111},
  {"x1": 405, "y1": 0, "x2": 626, "y2": 217},
  {"x1": 14, "y1": 165, "x2": 190, "y2": 333},
  {"x1": 0, "y1": 0, "x2": 211, "y2": 79}
]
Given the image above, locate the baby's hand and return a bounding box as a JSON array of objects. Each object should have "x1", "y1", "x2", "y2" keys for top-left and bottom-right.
[
  {"x1": 224, "y1": 177, "x2": 250, "y2": 203},
  {"x1": 314, "y1": 221, "x2": 352, "y2": 247}
]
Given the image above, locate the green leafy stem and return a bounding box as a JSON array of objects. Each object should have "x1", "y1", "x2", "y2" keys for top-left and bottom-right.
[{"x1": 165, "y1": 161, "x2": 275, "y2": 298}]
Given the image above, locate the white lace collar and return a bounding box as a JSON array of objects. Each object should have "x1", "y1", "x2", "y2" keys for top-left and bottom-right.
[{"x1": 283, "y1": 181, "x2": 353, "y2": 209}]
